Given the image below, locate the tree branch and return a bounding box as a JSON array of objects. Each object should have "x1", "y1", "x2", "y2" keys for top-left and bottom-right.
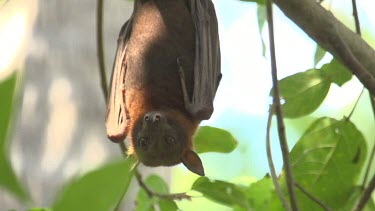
[
  {"x1": 96, "y1": 0, "x2": 108, "y2": 101},
  {"x1": 134, "y1": 170, "x2": 192, "y2": 201},
  {"x1": 352, "y1": 175, "x2": 375, "y2": 211},
  {"x1": 273, "y1": 0, "x2": 375, "y2": 96},
  {"x1": 266, "y1": 105, "x2": 291, "y2": 211},
  {"x1": 266, "y1": 1, "x2": 299, "y2": 210}
]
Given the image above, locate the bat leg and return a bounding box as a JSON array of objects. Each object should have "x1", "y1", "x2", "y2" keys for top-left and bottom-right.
[
  {"x1": 177, "y1": 57, "x2": 193, "y2": 111},
  {"x1": 177, "y1": 57, "x2": 213, "y2": 120}
]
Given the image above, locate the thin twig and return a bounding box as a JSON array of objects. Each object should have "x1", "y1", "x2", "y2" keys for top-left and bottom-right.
[
  {"x1": 96, "y1": 0, "x2": 128, "y2": 156},
  {"x1": 119, "y1": 141, "x2": 128, "y2": 157},
  {"x1": 362, "y1": 138, "x2": 375, "y2": 189},
  {"x1": 349, "y1": 1, "x2": 375, "y2": 209},
  {"x1": 134, "y1": 170, "x2": 192, "y2": 201},
  {"x1": 97, "y1": 0, "x2": 109, "y2": 101},
  {"x1": 266, "y1": 105, "x2": 291, "y2": 211},
  {"x1": 266, "y1": 0, "x2": 299, "y2": 210},
  {"x1": 96, "y1": 1, "x2": 136, "y2": 209},
  {"x1": 295, "y1": 183, "x2": 332, "y2": 211},
  {"x1": 351, "y1": 0, "x2": 361, "y2": 35},
  {"x1": 352, "y1": 175, "x2": 375, "y2": 211},
  {"x1": 351, "y1": 0, "x2": 375, "y2": 198},
  {"x1": 362, "y1": 96, "x2": 375, "y2": 189},
  {"x1": 347, "y1": 87, "x2": 364, "y2": 120}
]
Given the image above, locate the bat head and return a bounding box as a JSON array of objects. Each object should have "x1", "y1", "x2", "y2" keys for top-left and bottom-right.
[{"x1": 130, "y1": 111, "x2": 204, "y2": 176}]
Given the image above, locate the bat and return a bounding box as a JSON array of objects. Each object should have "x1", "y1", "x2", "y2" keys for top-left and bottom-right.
[{"x1": 105, "y1": 0, "x2": 221, "y2": 176}]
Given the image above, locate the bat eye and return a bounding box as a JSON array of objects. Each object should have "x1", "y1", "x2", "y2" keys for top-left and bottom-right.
[
  {"x1": 166, "y1": 137, "x2": 175, "y2": 145},
  {"x1": 139, "y1": 138, "x2": 148, "y2": 148}
]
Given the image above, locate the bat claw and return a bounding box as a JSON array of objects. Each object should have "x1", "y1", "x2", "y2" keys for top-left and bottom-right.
[{"x1": 177, "y1": 57, "x2": 183, "y2": 66}]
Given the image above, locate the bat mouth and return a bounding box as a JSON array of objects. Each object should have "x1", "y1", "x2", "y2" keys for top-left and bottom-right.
[
  {"x1": 139, "y1": 153, "x2": 182, "y2": 167},
  {"x1": 137, "y1": 146, "x2": 184, "y2": 167}
]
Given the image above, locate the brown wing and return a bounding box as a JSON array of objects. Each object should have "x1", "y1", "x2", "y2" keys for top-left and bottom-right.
[
  {"x1": 105, "y1": 12, "x2": 135, "y2": 142},
  {"x1": 186, "y1": 0, "x2": 221, "y2": 120}
]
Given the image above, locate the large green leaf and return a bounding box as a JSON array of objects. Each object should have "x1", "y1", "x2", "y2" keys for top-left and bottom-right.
[
  {"x1": 52, "y1": 157, "x2": 136, "y2": 211},
  {"x1": 289, "y1": 117, "x2": 367, "y2": 210},
  {"x1": 277, "y1": 69, "x2": 331, "y2": 118},
  {"x1": 321, "y1": 59, "x2": 352, "y2": 86},
  {"x1": 246, "y1": 175, "x2": 274, "y2": 210},
  {"x1": 192, "y1": 177, "x2": 250, "y2": 209},
  {"x1": 273, "y1": 58, "x2": 352, "y2": 119},
  {"x1": 194, "y1": 126, "x2": 237, "y2": 154},
  {"x1": 0, "y1": 72, "x2": 29, "y2": 202},
  {"x1": 135, "y1": 175, "x2": 178, "y2": 211},
  {"x1": 365, "y1": 199, "x2": 375, "y2": 211}
]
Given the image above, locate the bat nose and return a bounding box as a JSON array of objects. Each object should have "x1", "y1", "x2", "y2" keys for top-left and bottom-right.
[{"x1": 144, "y1": 112, "x2": 163, "y2": 123}]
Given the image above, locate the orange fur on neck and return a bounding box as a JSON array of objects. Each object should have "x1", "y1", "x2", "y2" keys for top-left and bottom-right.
[{"x1": 126, "y1": 87, "x2": 151, "y2": 155}]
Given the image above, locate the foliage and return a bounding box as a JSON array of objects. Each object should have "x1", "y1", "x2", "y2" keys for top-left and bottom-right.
[
  {"x1": 272, "y1": 58, "x2": 352, "y2": 118},
  {"x1": 194, "y1": 126, "x2": 237, "y2": 154},
  {"x1": 52, "y1": 157, "x2": 136, "y2": 211},
  {"x1": 0, "y1": 72, "x2": 29, "y2": 202}
]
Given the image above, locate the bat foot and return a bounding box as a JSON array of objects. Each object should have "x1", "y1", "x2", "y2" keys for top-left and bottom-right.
[
  {"x1": 177, "y1": 57, "x2": 192, "y2": 109},
  {"x1": 187, "y1": 104, "x2": 213, "y2": 120}
]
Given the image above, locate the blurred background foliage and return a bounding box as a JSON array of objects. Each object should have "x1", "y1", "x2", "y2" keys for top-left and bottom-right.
[{"x1": 0, "y1": 0, "x2": 375, "y2": 210}]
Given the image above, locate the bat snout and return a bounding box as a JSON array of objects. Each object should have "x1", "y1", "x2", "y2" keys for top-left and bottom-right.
[{"x1": 144, "y1": 112, "x2": 164, "y2": 124}]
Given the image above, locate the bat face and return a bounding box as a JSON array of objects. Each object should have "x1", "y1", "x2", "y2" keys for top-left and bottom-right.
[{"x1": 131, "y1": 111, "x2": 188, "y2": 167}]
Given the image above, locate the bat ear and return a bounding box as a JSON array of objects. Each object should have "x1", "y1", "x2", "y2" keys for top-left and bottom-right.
[{"x1": 181, "y1": 150, "x2": 205, "y2": 176}]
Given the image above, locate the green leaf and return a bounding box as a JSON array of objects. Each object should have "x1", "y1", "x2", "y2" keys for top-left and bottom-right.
[
  {"x1": 192, "y1": 177, "x2": 250, "y2": 208},
  {"x1": 273, "y1": 59, "x2": 352, "y2": 118},
  {"x1": 342, "y1": 186, "x2": 375, "y2": 211},
  {"x1": 135, "y1": 193, "x2": 156, "y2": 211},
  {"x1": 158, "y1": 199, "x2": 178, "y2": 211},
  {"x1": 321, "y1": 58, "x2": 352, "y2": 86},
  {"x1": 290, "y1": 117, "x2": 367, "y2": 210},
  {"x1": 52, "y1": 157, "x2": 136, "y2": 211},
  {"x1": 364, "y1": 199, "x2": 375, "y2": 211},
  {"x1": 313, "y1": 45, "x2": 326, "y2": 67},
  {"x1": 0, "y1": 72, "x2": 29, "y2": 202},
  {"x1": 194, "y1": 126, "x2": 237, "y2": 154},
  {"x1": 135, "y1": 175, "x2": 178, "y2": 211},
  {"x1": 277, "y1": 69, "x2": 331, "y2": 118},
  {"x1": 246, "y1": 175, "x2": 274, "y2": 210},
  {"x1": 257, "y1": 4, "x2": 266, "y2": 57}
]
